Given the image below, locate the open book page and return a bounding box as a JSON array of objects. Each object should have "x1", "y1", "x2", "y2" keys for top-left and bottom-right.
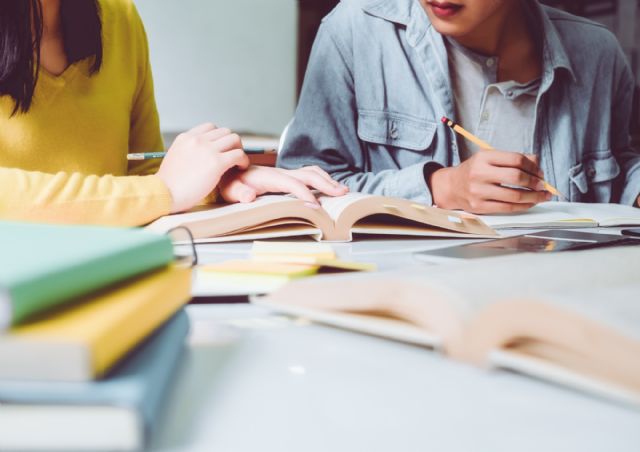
[
  {"x1": 260, "y1": 247, "x2": 640, "y2": 354},
  {"x1": 318, "y1": 194, "x2": 498, "y2": 240},
  {"x1": 254, "y1": 271, "x2": 460, "y2": 349},
  {"x1": 478, "y1": 202, "x2": 640, "y2": 229},
  {"x1": 318, "y1": 193, "x2": 373, "y2": 221},
  {"x1": 395, "y1": 246, "x2": 640, "y2": 329},
  {"x1": 146, "y1": 195, "x2": 333, "y2": 241},
  {"x1": 482, "y1": 284, "x2": 640, "y2": 408},
  {"x1": 531, "y1": 284, "x2": 640, "y2": 342}
]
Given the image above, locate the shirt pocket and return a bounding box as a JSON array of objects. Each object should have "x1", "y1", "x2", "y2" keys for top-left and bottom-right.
[
  {"x1": 568, "y1": 151, "x2": 621, "y2": 202},
  {"x1": 357, "y1": 109, "x2": 437, "y2": 152}
]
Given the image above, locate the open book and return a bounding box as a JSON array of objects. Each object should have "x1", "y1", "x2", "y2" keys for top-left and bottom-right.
[
  {"x1": 255, "y1": 247, "x2": 640, "y2": 408},
  {"x1": 479, "y1": 202, "x2": 640, "y2": 229},
  {"x1": 147, "y1": 193, "x2": 497, "y2": 242}
]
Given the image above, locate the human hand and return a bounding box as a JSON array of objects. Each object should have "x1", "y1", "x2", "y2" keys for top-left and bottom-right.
[
  {"x1": 429, "y1": 150, "x2": 552, "y2": 214},
  {"x1": 156, "y1": 123, "x2": 249, "y2": 213},
  {"x1": 218, "y1": 165, "x2": 349, "y2": 207}
]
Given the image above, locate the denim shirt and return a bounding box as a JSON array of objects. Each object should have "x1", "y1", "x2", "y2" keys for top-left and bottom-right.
[{"x1": 278, "y1": 0, "x2": 640, "y2": 206}]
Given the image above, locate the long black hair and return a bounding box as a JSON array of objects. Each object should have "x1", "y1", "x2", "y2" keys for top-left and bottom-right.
[{"x1": 0, "y1": 0, "x2": 102, "y2": 115}]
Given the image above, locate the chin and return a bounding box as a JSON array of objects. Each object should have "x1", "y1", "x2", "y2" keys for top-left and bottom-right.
[{"x1": 428, "y1": 20, "x2": 470, "y2": 38}]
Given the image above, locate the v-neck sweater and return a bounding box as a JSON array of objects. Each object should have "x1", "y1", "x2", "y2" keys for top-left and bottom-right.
[{"x1": 0, "y1": 0, "x2": 172, "y2": 226}]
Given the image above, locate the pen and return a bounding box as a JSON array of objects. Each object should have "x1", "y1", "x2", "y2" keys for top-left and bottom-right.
[
  {"x1": 441, "y1": 116, "x2": 567, "y2": 200},
  {"x1": 127, "y1": 147, "x2": 276, "y2": 161}
]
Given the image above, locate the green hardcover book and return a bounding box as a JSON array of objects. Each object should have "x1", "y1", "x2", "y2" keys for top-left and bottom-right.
[{"x1": 0, "y1": 221, "x2": 174, "y2": 329}]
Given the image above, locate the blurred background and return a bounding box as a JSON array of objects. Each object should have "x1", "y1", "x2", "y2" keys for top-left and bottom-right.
[{"x1": 134, "y1": 0, "x2": 639, "y2": 139}]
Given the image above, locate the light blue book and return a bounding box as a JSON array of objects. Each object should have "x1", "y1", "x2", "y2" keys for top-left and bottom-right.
[{"x1": 0, "y1": 309, "x2": 189, "y2": 451}]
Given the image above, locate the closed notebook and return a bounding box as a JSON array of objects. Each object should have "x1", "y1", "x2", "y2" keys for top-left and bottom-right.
[
  {"x1": 147, "y1": 193, "x2": 497, "y2": 243},
  {"x1": 478, "y1": 201, "x2": 640, "y2": 229},
  {"x1": 0, "y1": 309, "x2": 189, "y2": 452},
  {"x1": 0, "y1": 221, "x2": 174, "y2": 328},
  {"x1": 0, "y1": 265, "x2": 191, "y2": 382},
  {"x1": 256, "y1": 247, "x2": 640, "y2": 408}
]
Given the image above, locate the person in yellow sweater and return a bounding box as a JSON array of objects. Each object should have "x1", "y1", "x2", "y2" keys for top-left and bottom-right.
[{"x1": 0, "y1": 0, "x2": 347, "y2": 226}]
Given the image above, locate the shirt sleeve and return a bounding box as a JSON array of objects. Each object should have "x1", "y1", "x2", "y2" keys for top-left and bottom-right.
[
  {"x1": 613, "y1": 54, "x2": 640, "y2": 206},
  {"x1": 277, "y1": 19, "x2": 434, "y2": 205}
]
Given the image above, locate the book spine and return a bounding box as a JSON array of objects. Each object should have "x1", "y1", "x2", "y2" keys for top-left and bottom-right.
[
  {"x1": 7, "y1": 237, "x2": 174, "y2": 326},
  {"x1": 138, "y1": 310, "x2": 190, "y2": 446}
]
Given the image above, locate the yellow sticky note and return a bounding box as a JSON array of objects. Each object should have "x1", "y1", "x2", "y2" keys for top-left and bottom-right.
[
  {"x1": 200, "y1": 260, "x2": 319, "y2": 278},
  {"x1": 251, "y1": 241, "x2": 336, "y2": 260}
]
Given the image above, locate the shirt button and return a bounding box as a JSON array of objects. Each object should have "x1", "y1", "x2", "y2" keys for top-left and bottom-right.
[
  {"x1": 587, "y1": 166, "x2": 597, "y2": 179},
  {"x1": 486, "y1": 58, "x2": 496, "y2": 68},
  {"x1": 389, "y1": 125, "x2": 399, "y2": 139},
  {"x1": 506, "y1": 90, "x2": 514, "y2": 97},
  {"x1": 481, "y1": 111, "x2": 490, "y2": 122}
]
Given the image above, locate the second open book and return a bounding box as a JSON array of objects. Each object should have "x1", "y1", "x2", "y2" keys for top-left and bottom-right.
[{"x1": 256, "y1": 247, "x2": 640, "y2": 408}]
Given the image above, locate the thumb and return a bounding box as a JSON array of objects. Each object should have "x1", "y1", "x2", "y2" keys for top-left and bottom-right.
[{"x1": 220, "y1": 177, "x2": 257, "y2": 203}]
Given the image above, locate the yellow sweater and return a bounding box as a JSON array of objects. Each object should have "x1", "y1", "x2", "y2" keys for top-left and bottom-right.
[{"x1": 0, "y1": 0, "x2": 173, "y2": 227}]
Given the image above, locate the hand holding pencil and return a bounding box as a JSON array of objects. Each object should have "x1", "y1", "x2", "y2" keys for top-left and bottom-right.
[{"x1": 427, "y1": 117, "x2": 564, "y2": 214}]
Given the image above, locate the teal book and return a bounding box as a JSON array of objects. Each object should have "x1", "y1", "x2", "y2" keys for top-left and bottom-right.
[
  {"x1": 0, "y1": 309, "x2": 189, "y2": 451},
  {"x1": 0, "y1": 221, "x2": 174, "y2": 328}
]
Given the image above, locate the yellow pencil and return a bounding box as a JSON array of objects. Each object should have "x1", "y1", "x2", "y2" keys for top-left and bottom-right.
[{"x1": 441, "y1": 116, "x2": 567, "y2": 200}]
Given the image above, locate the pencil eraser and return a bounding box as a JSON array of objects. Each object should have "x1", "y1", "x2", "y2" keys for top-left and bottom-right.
[{"x1": 441, "y1": 116, "x2": 448, "y2": 124}]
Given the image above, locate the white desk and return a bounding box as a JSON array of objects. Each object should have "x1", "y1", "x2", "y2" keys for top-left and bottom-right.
[
  {"x1": 154, "y1": 233, "x2": 640, "y2": 452},
  {"x1": 151, "y1": 304, "x2": 640, "y2": 452}
]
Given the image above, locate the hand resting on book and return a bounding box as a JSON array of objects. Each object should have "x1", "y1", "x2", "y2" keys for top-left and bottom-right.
[{"x1": 219, "y1": 165, "x2": 349, "y2": 207}]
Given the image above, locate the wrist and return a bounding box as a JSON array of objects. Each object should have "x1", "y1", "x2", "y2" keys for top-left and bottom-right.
[{"x1": 428, "y1": 167, "x2": 454, "y2": 208}]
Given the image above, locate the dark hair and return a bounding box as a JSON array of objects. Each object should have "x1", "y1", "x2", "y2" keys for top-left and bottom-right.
[{"x1": 0, "y1": 0, "x2": 102, "y2": 115}]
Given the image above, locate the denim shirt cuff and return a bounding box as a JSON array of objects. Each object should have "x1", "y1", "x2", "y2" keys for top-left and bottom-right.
[
  {"x1": 391, "y1": 162, "x2": 434, "y2": 205},
  {"x1": 620, "y1": 167, "x2": 640, "y2": 206}
]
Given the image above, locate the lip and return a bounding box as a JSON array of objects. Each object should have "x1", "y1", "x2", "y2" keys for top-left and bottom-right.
[{"x1": 426, "y1": 1, "x2": 464, "y2": 19}]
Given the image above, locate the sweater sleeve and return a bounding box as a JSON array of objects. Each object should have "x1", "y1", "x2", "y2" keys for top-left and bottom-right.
[
  {"x1": 0, "y1": 167, "x2": 172, "y2": 226},
  {"x1": 126, "y1": 2, "x2": 165, "y2": 177}
]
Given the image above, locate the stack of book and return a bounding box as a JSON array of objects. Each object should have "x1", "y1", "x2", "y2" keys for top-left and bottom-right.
[{"x1": 0, "y1": 221, "x2": 193, "y2": 451}]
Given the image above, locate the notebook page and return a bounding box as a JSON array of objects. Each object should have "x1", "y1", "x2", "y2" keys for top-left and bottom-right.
[{"x1": 478, "y1": 202, "x2": 640, "y2": 229}]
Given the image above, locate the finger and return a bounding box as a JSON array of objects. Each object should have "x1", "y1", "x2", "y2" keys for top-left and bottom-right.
[
  {"x1": 186, "y1": 122, "x2": 217, "y2": 135},
  {"x1": 219, "y1": 178, "x2": 257, "y2": 203},
  {"x1": 263, "y1": 174, "x2": 320, "y2": 205},
  {"x1": 286, "y1": 169, "x2": 348, "y2": 196},
  {"x1": 203, "y1": 127, "x2": 232, "y2": 142},
  {"x1": 484, "y1": 184, "x2": 551, "y2": 205},
  {"x1": 468, "y1": 200, "x2": 536, "y2": 214},
  {"x1": 212, "y1": 133, "x2": 243, "y2": 153},
  {"x1": 486, "y1": 151, "x2": 543, "y2": 178},
  {"x1": 219, "y1": 148, "x2": 250, "y2": 171},
  {"x1": 293, "y1": 166, "x2": 344, "y2": 188},
  {"x1": 523, "y1": 154, "x2": 544, "y2": 178},
  {"x1": 499, "y1": 167, "x2": 547, "y2": 191}
]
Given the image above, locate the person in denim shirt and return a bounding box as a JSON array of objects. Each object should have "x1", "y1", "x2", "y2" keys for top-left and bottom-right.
[{"x1": 278, "y1": 0, "x2": 640, "y2": 213}]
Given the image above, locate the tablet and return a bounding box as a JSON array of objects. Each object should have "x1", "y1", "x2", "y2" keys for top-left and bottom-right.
[{"x1": 414, "y1": 230, "x2": 640, "y2": 262}]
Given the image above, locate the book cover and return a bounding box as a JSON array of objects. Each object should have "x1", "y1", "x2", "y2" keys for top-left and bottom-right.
[
  {"x1": 0, "y1": 309, "x2": 190, "y2": 452},
  {"x1": 0, "y1": 265, "x2": 191, "y2": 381},
  {"x1": 0, "y1": 221, "x2": 174, "y2": 328}
]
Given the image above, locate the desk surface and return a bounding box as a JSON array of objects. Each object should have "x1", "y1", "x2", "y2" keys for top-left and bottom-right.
[
  {"x1": 152, "y1": 304, "x2": 640, "y2": 452},
  {"x1": 156, "y1": 232, "x2": 639, "y2": 452}
]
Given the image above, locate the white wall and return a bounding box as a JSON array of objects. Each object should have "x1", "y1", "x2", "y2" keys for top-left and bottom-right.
[{"x1": 134, "y1": 0, "x2": 297, "y2": 136}]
